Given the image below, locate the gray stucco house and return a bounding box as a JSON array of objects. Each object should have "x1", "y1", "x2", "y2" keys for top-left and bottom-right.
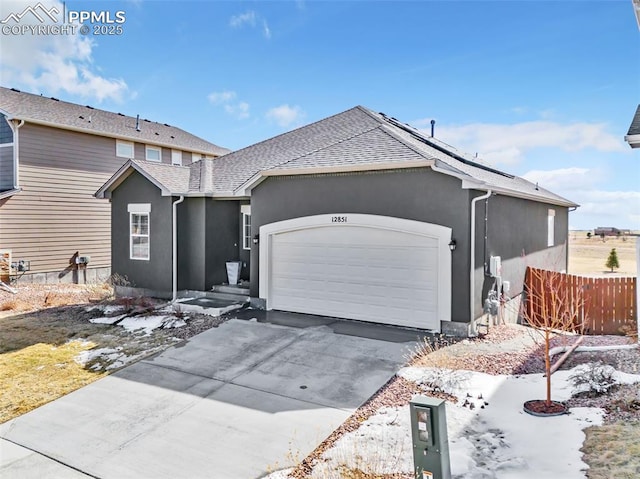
[
  {"x1": 0, "y1": 86, "x2": 227, "y2": 283},
  {"x1": 96, "y1": 106, "x2": 577, "y2": 334}
]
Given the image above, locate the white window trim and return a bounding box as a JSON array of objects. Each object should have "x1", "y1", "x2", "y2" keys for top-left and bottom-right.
[
  {"x1": 116, "y1": 140, "x2": 134, "y2": 159},
  {"x1": 128, "y1": 203, "x2": 151, "y2": 261},
  {"x1": 547, "y1": 209, "x2": 555, "y2": 247},
  {"x1": 128, "y1": 203, "x2": 151, "y2": 213},
  {"x1": 130, "y1": 212, "x2": 150, "y2": 261},
  {"x1": 146, "y1": 145, "x2": 161, "y2": 162},
  {"x1": 171, "y1": 149, "x2": 182, "y2": 166},
  {"x1": 242, "y1": 211, "x2": 252, "y2": 250}
]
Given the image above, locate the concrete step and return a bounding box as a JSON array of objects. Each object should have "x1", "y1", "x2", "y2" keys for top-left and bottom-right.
[{"x1": 212, "y1": 284, "x2": 250, "y2": 296}]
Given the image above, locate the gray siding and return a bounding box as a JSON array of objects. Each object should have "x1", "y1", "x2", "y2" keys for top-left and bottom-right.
[
  {"x1": 472, "y1": 192, "x2": 569, "y2": 319},
  {"x1": 0, "y1": 147, "x2": 13, "y2": 191},
  {"x1": 249, "y1": 168, "x2": 473, "y2": 323},
  {"x1": 205, "y1": 200, "x2": 242, "y2": 287},
  {"x1": 111, "y1": 171, "x2": 173, "y2": 291},
  {"x1": 177, "y1": 198, "x2": 206, "y2": 291},
  {"x1": 0, "y1": 123, "x2": 123, "y2": 276},
  {"x1": 250, "y1": 168, "x2": 570, "y2": 324},
  {"x1": 0, "y1": 115, "x2": 14, "y2": 190}
]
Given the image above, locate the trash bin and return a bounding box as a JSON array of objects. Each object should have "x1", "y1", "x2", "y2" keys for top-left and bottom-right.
[{"x1": 226, "y1": 261, "x2": 242, "y2": 285}]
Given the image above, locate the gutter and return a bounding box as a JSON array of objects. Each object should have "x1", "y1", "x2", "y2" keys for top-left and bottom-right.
[
  {"x1": 470, "y1": 190, "x2": 492, "y2": 336},
  {"x1": 172, "y1": 195, "x2": 184, "y2": 302}
]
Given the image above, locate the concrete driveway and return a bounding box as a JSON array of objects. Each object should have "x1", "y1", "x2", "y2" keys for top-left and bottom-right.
[{"x1": 0, "y1": 311, "x2": 418, "y2": 479}]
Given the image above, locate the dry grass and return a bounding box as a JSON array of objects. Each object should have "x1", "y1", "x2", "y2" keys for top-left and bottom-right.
[
  {"x1": 568, "y1": 232, "x2": 637, "y2": 276},
  {"x1": 582, "y1": 423, "x2": 640, "y2": 478},
  {"x1": 0, "y1": 340, "x2": 106, "y2": 423}
]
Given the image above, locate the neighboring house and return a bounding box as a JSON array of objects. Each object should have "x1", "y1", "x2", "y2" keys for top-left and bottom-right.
[
  {"x1": 0, "y1": 87, "x2": 228, "y2": 283},
  {"x1": 625, "y1": 105, "x2": 640, "y2": 148},
  {"x1": 97, "y1": 106, "x2": 577, "y2": 334}
]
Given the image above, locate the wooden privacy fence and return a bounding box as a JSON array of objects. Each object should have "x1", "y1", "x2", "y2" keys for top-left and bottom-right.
[{"x1": 524, "y1": 267, "x2": 637, "y2": 335}]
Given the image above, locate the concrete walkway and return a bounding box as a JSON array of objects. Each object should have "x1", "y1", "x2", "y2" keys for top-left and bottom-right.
[{"x1": 0, "y1": 313, "x2": 417, "y2": 479}]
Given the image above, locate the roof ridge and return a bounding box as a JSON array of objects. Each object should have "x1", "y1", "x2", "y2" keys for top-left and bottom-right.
[
  {"x1": 216, "y1": 106, "x2": 370, "y2": 161},
  {"x1": 271, "y1": 123, "x2": 382, "y2": 170}
]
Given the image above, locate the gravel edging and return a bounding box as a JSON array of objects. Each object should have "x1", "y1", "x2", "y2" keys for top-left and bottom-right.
[{"x1": 287, "y1": 324, "x2": 639, "y2": 478}]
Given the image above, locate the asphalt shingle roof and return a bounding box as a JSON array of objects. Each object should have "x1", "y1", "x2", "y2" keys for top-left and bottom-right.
[
  {"x1": 130, "y1": 159, "x2": 191, "y2": 194},
  {"x1": 102, "y1": 105, "x2": 577, "y2": 208},
  {"x1": 627, "y1": 105, "x2": 640, "y2": 136},
  {"x1": 0, "y1": 86, "x2": 229, "y2": 156}
]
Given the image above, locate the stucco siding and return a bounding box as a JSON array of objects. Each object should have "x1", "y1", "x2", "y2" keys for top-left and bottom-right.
[
  {"x1": 472, "y1": 192, "x2": 569, "y2": 319},
  {"x1": 205, "y1": 200, "x2": 242, "y2": 287},
  {"x1": 250, "y1": 168, "x2": 472, "y2": 322},
  {"x1": 111, "y1": 171, "x2": 173, "y2": 292},
  {"x1": 177, "y1": 198, "x2": 206, "y2": 291},
  {"x1": 0, "y1": 123, "x2": 123, "y2": 277}
]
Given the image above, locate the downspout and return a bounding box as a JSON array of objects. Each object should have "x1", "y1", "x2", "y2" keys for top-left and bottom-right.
[
  {"x1": 172, "y1": 195, "x2": 184, "y2": 302},
  {"x1": 9, "y1": 119, "x2": 24, "y2": 189},
  {"x1": 470, "y1": 190, "x2": 492, "y2": 336}
]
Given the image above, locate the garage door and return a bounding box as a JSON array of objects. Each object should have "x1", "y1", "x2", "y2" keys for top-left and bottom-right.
[{"x1": 259, "y1": 214, "x2": 451, "y2": 330}]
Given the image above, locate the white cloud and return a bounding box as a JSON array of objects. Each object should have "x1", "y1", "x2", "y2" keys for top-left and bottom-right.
[
  {"x1": 266, "y1": 104, "x2": 305, "y2": 128},
  {"x1": 224, "y1": 101, "x2": 250, "y2": 120},
  {"x1": 207, "y1": 90, "x2": 237, "y2": 105},
  {"x1": 262, "y1": 20, "x2": 271, "y2": 40},
  {"x1": 229, "y1": 10, "x2": 271, "y2": 39},
  {"x1": 523, "y1": 167, "x2": 640, "y2": 229},
  {"x1": 419, "y1": 120, "x2": 626, "y2": 166},
  {"x1": 0, "y1": 0, "x2": 128, "y2": 102},
  {"x1": 207, "y1": 90, "x2": 250, "y2": 119},
  {"x1": 522, "y1": 167, "x2": 599, "y2": 192},
  {"x1": 229, "y1": 11, "x2": 256, "y2": 28}
]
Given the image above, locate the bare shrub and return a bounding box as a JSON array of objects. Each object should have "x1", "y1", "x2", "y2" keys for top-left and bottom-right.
[{"x1": 569, "y1": 362, "x2": 617, "y2": 397}]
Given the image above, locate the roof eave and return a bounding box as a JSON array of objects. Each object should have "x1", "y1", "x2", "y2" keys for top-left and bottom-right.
[
  {"x1": 624, "y1": 133, "x2": 640, "y2": 148},
  {"x1": 460, "y1": 179, "x2": 578, "y2": 208},
  {"x1": 95, "y1": 160, "x2": 174, "y2": 199}
]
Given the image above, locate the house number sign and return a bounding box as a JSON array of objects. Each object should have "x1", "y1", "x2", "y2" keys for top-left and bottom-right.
[{"x1": 331, "y1": 216, "x2": 348, "y2": 223}]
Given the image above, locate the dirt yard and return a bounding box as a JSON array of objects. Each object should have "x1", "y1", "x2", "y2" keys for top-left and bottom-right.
[{"x1": 568, "y1": 231, "x2": 637, "y2": 276}]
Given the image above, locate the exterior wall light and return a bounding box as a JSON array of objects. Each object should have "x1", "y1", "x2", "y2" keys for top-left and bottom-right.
[
  {"x1": 252, "y1": 234, "x2": 260, "y2": 245},
  {"x1": 448, "y1": 239, "x2": 457, "y2": 251}
]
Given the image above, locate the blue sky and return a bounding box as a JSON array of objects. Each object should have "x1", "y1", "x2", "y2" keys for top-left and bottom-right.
[{"x1": 1, "y1": 0, "x2": 639, "y2": 229}]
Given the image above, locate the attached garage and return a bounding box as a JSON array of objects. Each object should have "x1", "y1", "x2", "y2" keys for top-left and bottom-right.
[{"x1": 259, "y1": 214, "x2": 451, "y2": 331}]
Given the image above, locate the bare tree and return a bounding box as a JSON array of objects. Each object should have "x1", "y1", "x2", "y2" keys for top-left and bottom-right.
[{"x1": 522, "y1": 267, "x2": 587, "y2": 408}]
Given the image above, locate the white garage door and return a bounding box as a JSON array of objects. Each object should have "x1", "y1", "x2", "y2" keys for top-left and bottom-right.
[{"x1": 259, "y1": 214, "x2": 451, "y2": 330}]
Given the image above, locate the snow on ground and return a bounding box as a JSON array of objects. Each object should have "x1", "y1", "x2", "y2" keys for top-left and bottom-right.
[
  {"x1": 302, "y1": 365, "x2": 640, "y2": 479},
  {"x1": 85, "y1": 304, "x2": 125, "y2": 314},
  {"x1": 89, "y1": 314, "x2": 187, "y2": 334},
  {"x1": 73, "y1": 346, "x2": 142, "y2": 371}
]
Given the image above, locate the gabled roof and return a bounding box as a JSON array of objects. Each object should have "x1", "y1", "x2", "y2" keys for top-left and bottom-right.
[
  {"x1": 625, "y1": 105, "x2": 640, "y2": 148},
  {"x1": 96, "y1": 159, "x2": 191, "y2": 198},
  {"x1": 97, "y1": 105, "x2": 577, "y2": 208},
  {"x1": 0, "y1": 86, "x2": 229, "y2": 156}
]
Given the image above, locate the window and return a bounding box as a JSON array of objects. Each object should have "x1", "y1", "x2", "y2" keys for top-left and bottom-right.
[
  {"x1": 116, "y1": 140, "x2": 134, "y2": 158},
  {"x1": 146, "y1": 146, "x2": 161, "y2": 162},
  {"x1": 547, "y1": 209, "x2": 555, "y2": 247},
  {"x1": 241, "y1": 205, "x2": 251, "y2": 250},
  {"x1": 0, "y1": 115, "x2": 15, "y2": 191},
  {"x1": 171, "y1": 149, "x2": 182, "y2": 166},
  {"x1": 128, "y1": 204, "x2": 151, "y2": 260}
]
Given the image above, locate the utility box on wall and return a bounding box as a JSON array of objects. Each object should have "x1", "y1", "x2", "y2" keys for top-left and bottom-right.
[{"x1": 410, "y1": 395, "x2": 451, "y2": 479}]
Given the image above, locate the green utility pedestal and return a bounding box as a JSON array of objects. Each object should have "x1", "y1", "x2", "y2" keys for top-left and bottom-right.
[{"x1": 409, "y1": 395, "x2": 451, "y2": 479}]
